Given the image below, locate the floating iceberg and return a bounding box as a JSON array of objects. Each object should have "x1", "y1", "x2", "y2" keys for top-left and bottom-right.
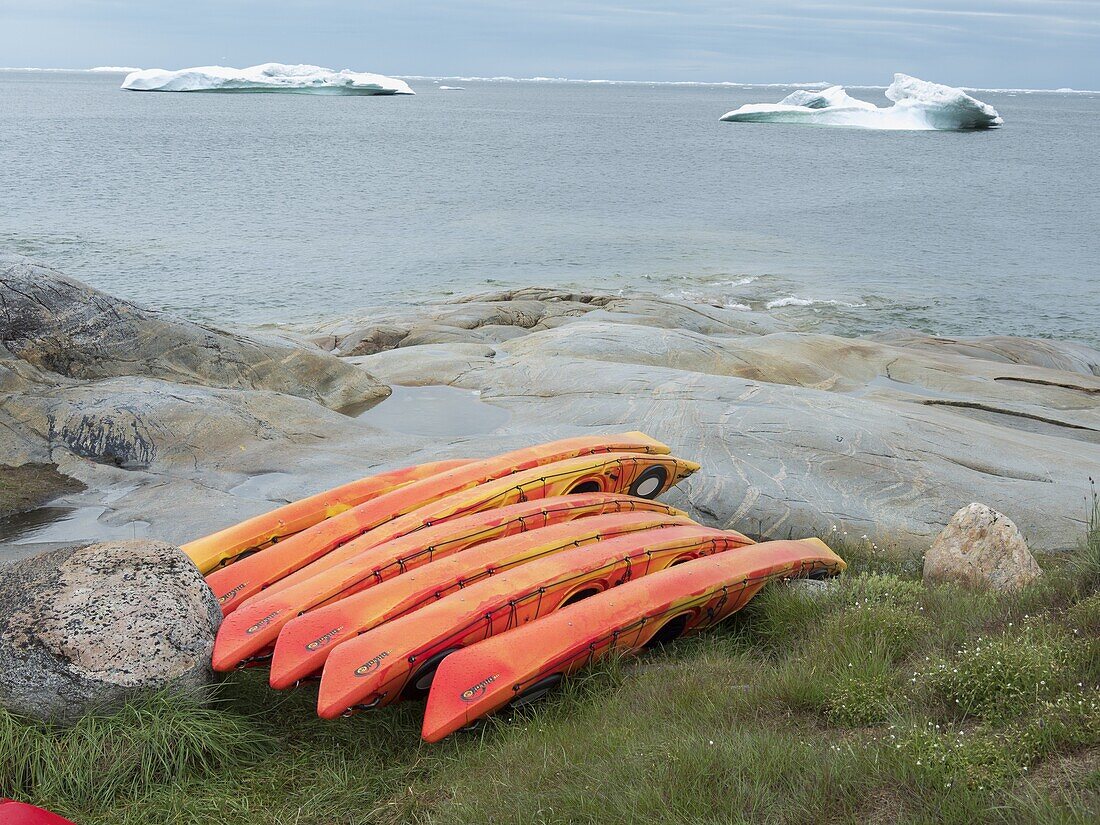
[
  {"x1": 121, "y1": 63, "x2": 414, "y2": 95},
  {"x1": 720, "y1": 74, "x2": 1002, "y2": 130}
]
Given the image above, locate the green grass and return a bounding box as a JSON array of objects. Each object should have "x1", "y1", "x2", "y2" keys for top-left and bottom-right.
[{"x1": 2, "y1": 513, "x2": 1098, "y2": 824}]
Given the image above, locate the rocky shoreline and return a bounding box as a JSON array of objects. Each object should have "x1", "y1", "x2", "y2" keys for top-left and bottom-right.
[{"x1": 2, "y1": 252, "x2": 1098, "y2": 558}]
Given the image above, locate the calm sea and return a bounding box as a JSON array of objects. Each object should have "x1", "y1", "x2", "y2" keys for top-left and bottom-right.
[{"x1": 1, "y1": 70, "x2": 1097, "y2": 344}]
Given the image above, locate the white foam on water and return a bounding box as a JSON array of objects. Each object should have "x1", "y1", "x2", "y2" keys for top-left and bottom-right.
[
  {"x1": 720, "y1": 74, "x2": 1003, "y2": 131},
  {"x1": 766, "y1": 296, "x2": 867, "y2": 309},
  {"x1": 121, "y1": 63, "x2": 414, "y2": 95}
]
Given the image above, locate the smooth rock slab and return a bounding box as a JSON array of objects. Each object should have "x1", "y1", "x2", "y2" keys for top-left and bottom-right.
[
  {"x1": 923, "y1": 503, "x2": 1042, "y2": 593},
  {"x1": 0, "y1": 253, "x2": 388, "y2": 410},
  {"x1": 0, "y1": 540, "x2": 220, "y2": 721}
]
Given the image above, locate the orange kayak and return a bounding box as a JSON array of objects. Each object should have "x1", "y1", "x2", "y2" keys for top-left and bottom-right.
[
  {"x1": 421, "y1": 539, "x2": 845, "y2": 741},
  {"x1": 258, "y1": 452, "x2": 696, "y2": 603},
  {"x1": 206, "y1": 432, "x2": 671, "y2": 613},
  {"x1": 217, "y1": 493, "x2": 687, "y2": 673},
  {"x1": 182, "y1": 459, "x2": 470, "y2": 574},
  {"x1": 268, "y1": 507, "x2": 696, "y2": 686},
  {"x1": 316, "y1": 523, "x2": 752, "y2": 718}
]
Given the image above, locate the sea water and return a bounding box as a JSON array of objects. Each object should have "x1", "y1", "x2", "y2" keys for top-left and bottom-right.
[{"x1": 1, "y1": 70, "x2": 1097, "y2": 344}]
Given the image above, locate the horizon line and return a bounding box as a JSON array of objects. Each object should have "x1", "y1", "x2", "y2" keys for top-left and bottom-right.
[{"x1": 0, "y1": 66, "x2": 1096, "y2": 95}]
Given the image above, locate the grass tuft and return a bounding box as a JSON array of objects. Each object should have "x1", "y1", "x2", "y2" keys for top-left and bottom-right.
[
  {"x1": 1068, "y1": 492, "x2": 1100, "y2": 591},
  {"x1": 0, "y1": 691, "x2": 268, "y2": 811},
  {"x1": 913, "y1": 627, "x2": 1080, "y2": 722}
]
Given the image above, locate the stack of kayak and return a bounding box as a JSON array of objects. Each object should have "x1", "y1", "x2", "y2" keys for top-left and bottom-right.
[{"x1": 182, "y1": 432, "x2": 846, "y2": 740}]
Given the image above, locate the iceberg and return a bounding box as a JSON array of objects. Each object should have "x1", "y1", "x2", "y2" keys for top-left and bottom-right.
[
  {"x1": 720, "y1": 74, "x2": 1002, "y2": 130},
  {"x1": 121, "y1": 63, "x2": 414, "y2": 95}
]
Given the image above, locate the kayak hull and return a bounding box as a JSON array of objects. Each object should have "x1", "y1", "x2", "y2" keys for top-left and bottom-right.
[
  {"x1": 182, "y1": 459, "x2": 470, "y2": 574},
  {"x1": 317, "y1": 523, "x2": 752, "y2": 718},
  {"x1": 421, "y1": 539, "x2": 846, "y2": 741},
  {"x1": 259, "y1": 451, "x2": 696, "y2": 603},
  {"x1": 217, "y1": 493, "x2": 686, "y2": 674},
  {"x1": 206, "y1": 432, "x2": 674, "y2": 613},
  {"x1": 267, "y1": 507, "x2": 696, "y2": 686}
]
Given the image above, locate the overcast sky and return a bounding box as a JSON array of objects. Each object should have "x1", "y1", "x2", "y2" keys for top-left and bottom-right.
[{"x1": 2, "y1": 1, "x2": 1098, "y2": 88}]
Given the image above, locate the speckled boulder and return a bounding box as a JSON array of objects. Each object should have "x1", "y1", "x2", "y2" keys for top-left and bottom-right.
[
  {"x1": 923, "y1": 504, "x2": 1042, "y2": 593},
  {"x1": 0, "y1": 540, "x2": 220, "y2": 721}
]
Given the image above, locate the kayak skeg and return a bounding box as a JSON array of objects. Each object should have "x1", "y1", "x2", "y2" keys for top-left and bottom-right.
[
  {"x1": 182, "y1": 459, "x2": 470, "y2": 574},
  {"x1": 316, "y1": 523, "x2": 752, "y2": 719},
  {"x1": 217, "y1": 493, "x2": 687, "y2": 673},
  {"x1": 421, "y1": 538, "x2": 846, "y2": 741},
  {"x1": 206, "y1": 432, "x2": 672, "y2": 614},
  {"x1": 267, "y1": 507, "x2": 697, "y2": 685}
]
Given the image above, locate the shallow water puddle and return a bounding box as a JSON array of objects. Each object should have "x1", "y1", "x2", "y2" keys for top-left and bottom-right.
[
  {"x1": 0, "y1": 505, "x2": 150, "y2": 560},
  {"x1": 357, "y1": 384, "x2": 510, "y2": 437}
]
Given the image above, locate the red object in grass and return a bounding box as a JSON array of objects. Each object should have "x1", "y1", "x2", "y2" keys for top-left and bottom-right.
[{"x1": 0, "y1": 799, "x2": 77, "y2": 825}]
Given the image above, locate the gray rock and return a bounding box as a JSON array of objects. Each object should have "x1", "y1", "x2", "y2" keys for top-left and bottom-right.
[
  {"x1": 0, "y1": 253, "x2": 388, "y2": 410},
  {"x1": 353, "y1": 301, "x2": 1099, "y2": 552},
  {"x1": 0, "y1": 540, "x2": 221, "y2": 721},
  {"x1": 297, "y1": 287, "x2": 786, "y2": 357},
  {"x1": 871, "y1": 330, "x2": 1100, "y2": 377},
  {"x1": 3, "y1": 269, "x2": 1097, "y2": 558},
  {"x1": 923, "y1": 503, "x2": 1042, "y2": 593}
]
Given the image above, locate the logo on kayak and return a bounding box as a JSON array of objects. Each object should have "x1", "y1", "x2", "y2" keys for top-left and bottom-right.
[
  {"x1": 305, "y1": 626, "x2": 344, "y2": 652},
  {"x1": 354, "y1": 651, "x2": 389, "y2": 677},
  {"x1": 246, "y1": 611, "x2": 282, "y2": 635},
  {"x1": 460, "y1": 674, "x2": 499, "y2": 703},
  {"x1": 218, "y1": 583, "x2": 246, "y2": 605}
]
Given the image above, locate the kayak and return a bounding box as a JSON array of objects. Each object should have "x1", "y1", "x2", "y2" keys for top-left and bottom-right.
[
  {"x1": 316, "y1": 523, "x2": 751, "y2": 718},
  {"x1": 210, "y1": 446, "x2": 690, "y2": 616},
  {"x1": 182, "y1": 459, "x2": 470, "y2": 574},
  {"x1": 0, "y1": 800, "x2": 77, "y2": 825},
  {"x1": 205, "y1": 432, "x2": 672, "y2": 613},
  {"x1": 215, "y1": 493, "x2": 687, "y2": 673},
  {"x1": 421, "y1": 538, "x2": 845, "y2": 741},
  {"x1": 267, "y1": 507, "x2": 696, "y2": 686},
  {"x1": 258, "y1": 452, "x2": 695, "y2": 603}
]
